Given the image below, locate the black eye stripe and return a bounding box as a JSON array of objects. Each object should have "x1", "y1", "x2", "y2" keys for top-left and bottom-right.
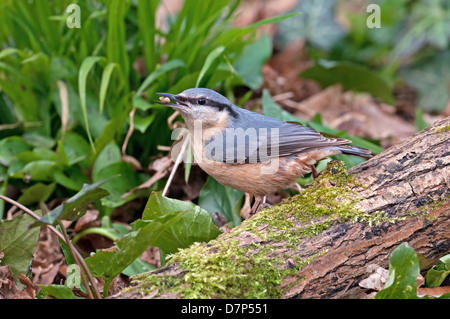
[{"x1": 181, "y1": 96, "x2": 239, "y2": 118}]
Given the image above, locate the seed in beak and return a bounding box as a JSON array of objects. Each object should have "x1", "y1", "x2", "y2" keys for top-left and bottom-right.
[{"x1": 159, "y1": 96, "x2": 171, "y2": 104}]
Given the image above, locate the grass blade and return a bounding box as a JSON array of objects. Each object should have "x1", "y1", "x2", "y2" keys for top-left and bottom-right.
[
  {"x1": 138, "y1": 0, "x2": 159, "y2": 73},
  {"x1": 78, "y1": 56, "x2": 103, "y2": 152},
  {"x1": 196, "y1": 46, "x2": 225, "y2": 88},
  {"x1": 136, "y1": 59, "x2": 186, "y2": 95},
  {"x1": 99, "y1": 62, "x2": 117, "y2": 115},
  {"x1": 106, "y1": 0, "x2": 130, "y2": 90}
]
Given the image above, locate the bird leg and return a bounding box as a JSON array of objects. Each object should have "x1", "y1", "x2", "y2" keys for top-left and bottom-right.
[
  {"x1": 240, "y1": 193, "x2": 253, "y2": 219},
  {"x1": 249, "y1": 195, "x2": 271, "y2": 217},
  {"x1": 310, "y1": 165, "x2": 320, "y2": 179},
  {"x1": 249, "y1": 196, "x2": 262, "y2": 217}
]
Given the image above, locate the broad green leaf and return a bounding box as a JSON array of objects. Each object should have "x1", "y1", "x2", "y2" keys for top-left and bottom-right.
[
  {"x1": 0, "y1": 214, "x2": 40, "y2": 283},
  {"x1": 53, "y1": 166, "x2": 90, "y2": 191},
  {"x1": 234, "y1": 34, "x2": 272, "y2": 89},
  {"x1": 122, "y1": 257, "x2": 156, "y2": 277},
  {"x1": 375, "y1": 243, "x2": 419, "y2": 299},
  {"x1": 401, "y1": 51, "x2": 450, "y2": 112},
  {"x1": 0, "y1": 136, "x2": 32, "y2": 166},
  {"x1": 37, "y1": 285, "x2": 81, "y2": 299},
  {"x1": 85, "y1": 210, "x2": 185, "y2": 296},
  {"x1": 198, "y1": 176, "x2": 244, "y2": 227},
  {"x1": 15, "y1": 147, "x2": 58, "y2": 163},
  {"x1": 425, "y1": 254, "x2": 450, "y2": 288},
  {"x1": 30, "y1": 179, "x2": 110, "y2": 227},
  {"x1": 301, "y1": 60, "x2": 394, "y2": 104},
  {"x1": 276, "y1": 0, "x2": 343, "y2": 50},
  {"x1": 93, "y1": 162, "x2": 142, "y2": 207},
  {"x1": 22, "y1": 133, "x2": 55, "y2": 149},
  {"x1": 62, "y1": 131, "x2": 91, "y2": 167},
  {"x1": 133, "y1": 113, "x2": 156, "y2": 133},
  {"x1": 91, "y1": 141, "x2": 121, "y2": 180},
  {"x1": 18, "y1": 182, "x2": 56, "y2": 206},
  {"x1": 141, "y1": 192, "x2": 221, "y2": 254},
  {"x1": 11, "y1": 160, "x2": 57, "y2": 182}
]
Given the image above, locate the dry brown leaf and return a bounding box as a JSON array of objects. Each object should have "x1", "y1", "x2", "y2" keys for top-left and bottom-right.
[
  {"x1": 32, "y1": 228, "x2": 65, "y2": 287},
  {"x1": 74, "y1": 208, "x2": 99, "y2": 232},
  {"x1": 417, "y1": 286, "x2": 450, "y2": 296},
  {"x1": 0, "y1": 266, "x2": 35, "y2": 299}
]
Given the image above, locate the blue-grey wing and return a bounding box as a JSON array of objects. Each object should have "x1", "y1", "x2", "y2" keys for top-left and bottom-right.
[{"x1": 203, "y1": 108, "x2": 367, "y2": 163}]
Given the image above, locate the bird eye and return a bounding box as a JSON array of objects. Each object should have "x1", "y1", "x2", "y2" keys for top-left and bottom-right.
[{"x1": 198, "y1": 97, "x2": 206, "y2": 105}]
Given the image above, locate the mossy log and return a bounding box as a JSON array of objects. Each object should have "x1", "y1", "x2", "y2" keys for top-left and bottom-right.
[{"x1": 115, "y1": 117, "x2": 450, "y2": 299}]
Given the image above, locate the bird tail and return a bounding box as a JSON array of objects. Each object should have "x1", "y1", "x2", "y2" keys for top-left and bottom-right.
[{"x1": 336, "y1": 145, "x2": 373, "y2": 158}]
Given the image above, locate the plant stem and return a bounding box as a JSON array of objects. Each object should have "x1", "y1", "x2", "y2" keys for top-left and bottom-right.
[{"x1": 58, "y1": 221, "x2": 94, "y2": 299}]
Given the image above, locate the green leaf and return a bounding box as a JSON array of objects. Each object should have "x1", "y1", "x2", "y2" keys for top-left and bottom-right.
[
  {"x1": 30, "y1": 179, "x2": 110, "y2": 227},
  {"x1": 91, "y1": 141, "x2": 121, "y2": 180},
  {"x1": 196, "y1": 46, "x2": 225, "y2": 88},
  {"x1": 275, "y1": 0, "x2": 343, "y2": 50},
  {"x1": 233, "y1": 34, "x2": 272, "y2": 89},
  {"x1": 301, "y1": 60, "x2": 394, "y2": 104},
  {"x1": 415, "y1": 108, "x2": 429, "y2": 132},
  {"x1": 99, "y1": 62, "x2": 118, "y2": 115},
  {"x1": 136, "y1": 59, "x2": 186, "y2": 95},
  {"x1": 52, "y1": 166, "x2": 90, "y2": 191},
  {"x1": 198, "y1": 176, "x2": 244, "y2": 227},
  {"x1": 85, "y1": 210, "x2": 185, "y2": 296},
  {"x1": 106, "y1": 0, "x2": 130, "y2": 88},
  {"x1": 141, "y1": 192, "x2": 221, "y2": 254},
  {"x1": 375, "y1": 243, "x2": 419, "y2": 299},
  {"x1": 0, "y1": 136, "x2": 32, "y2": 166},
  {"x1": 133, "y1": 113, "x2": 156, "y2": 134},
  {"x1": 93, "y1": 162, "x2": 141, "y2": 207},
  {"x1": 0, "y1": 214, "x2": 40, "y2": 284},
  {"x1": 37, "y1": 285, "x2": 81, "y2": 299},
  {"x1": 425, "y1": 254, "x2": 450, "y2": 288},
  {"x1": 137, "y1": 0, "x2": 159, "y2": 72},
  {"x1": 78, "y1": 56, "x2": 103, "y2": 152},
  {"x1": 122, "y1": 257, "x2": 156, "y2": 277},
  {"x1": 18, "y1": 182, "x2": 56, "y2": 206},
  {"x1": 62, "y1": 131, "x2": 91, "y2": 167},
  {"x1": 401, "y1": 51, "x2": 450, "y2": 112},
  {"x1": 11, "y1": 160, "x2": 57, "y2": 182},
  {"x1": 244, "y1": 12, "x2": 301, "y2": 30}
]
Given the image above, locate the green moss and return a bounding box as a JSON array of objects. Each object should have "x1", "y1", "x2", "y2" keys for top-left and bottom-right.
[
  {"x1": 433, "y1": 124, "x2": 450, "y2": 137},
  {"x1": 133, "y1": 236, "x2": 323, "y2": 299},
  {"x1": 128, "y1": 161, "x2": 413, "y2": 299}
]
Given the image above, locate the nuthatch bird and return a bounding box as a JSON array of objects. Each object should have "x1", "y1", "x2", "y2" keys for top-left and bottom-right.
[{"x1": 157, "y1": 88, "x2": 372, "y2": 216}]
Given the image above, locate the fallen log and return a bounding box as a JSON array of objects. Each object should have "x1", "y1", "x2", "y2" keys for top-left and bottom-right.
[{"x1": 115, "y1": 116, "x2": 450, "y2": 299}]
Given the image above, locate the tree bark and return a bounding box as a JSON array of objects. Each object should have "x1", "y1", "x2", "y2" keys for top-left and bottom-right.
[{"x1": 115, "y1": 117, "x2": 450, "y2": 299}]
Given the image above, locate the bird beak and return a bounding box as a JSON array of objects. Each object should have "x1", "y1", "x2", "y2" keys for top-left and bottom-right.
[{"x1": 156, "y1": 93, "x2": 188, "y2": 107}]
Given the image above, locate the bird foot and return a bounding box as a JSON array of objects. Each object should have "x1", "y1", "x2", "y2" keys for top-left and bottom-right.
[{"x1": 248, "y1": 202, "x2": 271, "y2": 217}]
